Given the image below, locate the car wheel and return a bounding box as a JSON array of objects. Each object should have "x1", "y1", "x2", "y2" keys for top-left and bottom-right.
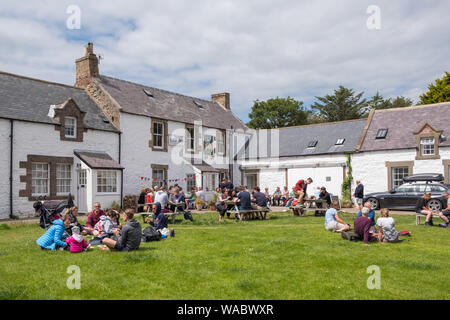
[
  {"x1": 367, "y1": 198, "x2": 379, "y2": 210},
  {"x1": 427, "y1": 199, "x2": 442, "y2": 211}
]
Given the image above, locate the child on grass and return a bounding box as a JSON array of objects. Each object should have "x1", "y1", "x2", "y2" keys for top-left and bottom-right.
[
  {"x1": 36, "y1": 215, "x2": 71, "y2": 250},
  {"x1": 65, "y1": 226, "x2": 89, "y2": 253}
]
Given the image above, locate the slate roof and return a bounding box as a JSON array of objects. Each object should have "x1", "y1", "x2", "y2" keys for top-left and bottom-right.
[
  {"x1": 74, "y1": 150, "x2": 124, "y2": 170},
  {"x1": 239, "y1": 119, "x2": 366, "y2": 159},
  {"x1": 358, "y1": 103, "x2": 450, "y2": 152},
  {"x1": 0, "y1": 72, "x2": 119, "y2": 132},
  {"x1": 97, "y1": 75, "x2": 247, "y2": 131},
  {"x1": 189, "y1": 159, "x2": 220, "y2": 172}
]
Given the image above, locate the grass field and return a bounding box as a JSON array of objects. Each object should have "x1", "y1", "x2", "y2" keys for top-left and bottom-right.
[{"x1": 0, "y1": 210, "x2": 449, "y2": 300}]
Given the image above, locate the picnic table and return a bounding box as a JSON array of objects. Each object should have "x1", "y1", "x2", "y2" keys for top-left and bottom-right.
[
  {"x1": 136, "y1": 202, "x2": 186, "y2": 224},
  {"x1": 224, "y1": 200, "x2": 270, "y2": 221},
  {"x1": 289, "y1": 199, "x2": 329, "y2": 217}
]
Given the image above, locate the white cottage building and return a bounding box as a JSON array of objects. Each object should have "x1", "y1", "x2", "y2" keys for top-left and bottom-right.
[
  {"x1": 352, "y1": 103, "x2": 450, "y2": 194},
  {"x1": 236, "y1": 120, "x2": 366, "y2": 197},
  {"x1": 73, "y1": 43, "x2": 247, "y2": 201},
  {"x1": 0, "y1": 72, "x2": 122, "y2": 219}
]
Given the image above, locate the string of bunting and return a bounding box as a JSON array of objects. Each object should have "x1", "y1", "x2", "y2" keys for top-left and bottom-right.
[{"x1": 138, "y1": 175, "x2": 196, "y2": 183}]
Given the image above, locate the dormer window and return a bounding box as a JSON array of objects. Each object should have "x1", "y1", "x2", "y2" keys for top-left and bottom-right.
[
  {"x1": 307, "y1": 140, "x2": 318, "y2": 148},
  {"x1": 376, "y1": 129, "x2": 388, "y2": 139},
  {"x1": 420, "y1": 137, "x2": 435, "y2": 156},
  {"x1": 64, "y1": 117, "x2": 77, "y2": 138},
  {"x1": 335, "y1": 138, "x2": 345, "y2": 145}
]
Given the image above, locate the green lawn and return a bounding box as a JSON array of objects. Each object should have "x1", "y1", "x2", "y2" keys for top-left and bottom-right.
[{"x1": 0, "y1": 211, "x2": 449, "y2": 300}]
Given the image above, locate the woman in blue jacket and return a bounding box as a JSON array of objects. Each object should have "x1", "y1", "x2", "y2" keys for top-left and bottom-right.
[{"x1": 36, "y1": 216, "x2": 71, "y2": 250}]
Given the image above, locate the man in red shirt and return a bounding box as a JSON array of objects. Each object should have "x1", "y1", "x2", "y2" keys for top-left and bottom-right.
[
  {"x1": 84, "y1": 202, "x2": 106, "y2": 235},
  {"x1": 354, "y1": 207, "x2": 377, "y2": 246},
  {"x1": 294, "y1": 178, "x2": 313, "y2": 204}
]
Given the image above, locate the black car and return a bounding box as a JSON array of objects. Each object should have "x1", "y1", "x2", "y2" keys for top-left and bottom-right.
[{"x1": 363, "y1": 173, "x2": 449, "y2": 211}]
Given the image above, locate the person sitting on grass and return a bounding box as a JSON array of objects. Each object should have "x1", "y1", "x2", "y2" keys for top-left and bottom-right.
[
  {"x1": 107, "y1": 210, "x2": 121, "y2": 230},
  {"x1": 376, "y1": 209, "x2": 403, "y2": 243},
  {"x1": 354, "y1": 207, "x2": 377, "y2": 246},
  {"x1": 84, "y1": 202, "x2": 106, "y2": 235},
  {"x1": 357, "y1": 202, "x2": 376, "y2": 232},
  {"x1": 145, "y1": 203, "x2": 168, "y2": 231},
  {"x1": 102, "y1": 209, "x2": 142, "y2": 252},
  {"x1": 438, "y1": 192, "x2": 450, "y2": 228},
  {"x1": 62, "y1": 206, "x2": 83, "y2": 236},
  {"x1": 36, "y1": 215, "x2": 71, "y2": 250},
  {"x1": 415, "y1": 192, "x2": 436, "y2": 226},
  {"x1": 324, "y1": 201, "x2": 350, "y2": 233},
  {"x1": 65, "y1": 226, "x2": 89, "y2": 253}
]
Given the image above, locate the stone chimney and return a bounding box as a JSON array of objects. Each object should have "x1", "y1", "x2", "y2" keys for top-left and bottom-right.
[
  {"x1": 212, "y1": 93, "x2": 230, "y2": 110},
  {"x1": 75, "y1": 42, "x2": 99, "y2": 88}
]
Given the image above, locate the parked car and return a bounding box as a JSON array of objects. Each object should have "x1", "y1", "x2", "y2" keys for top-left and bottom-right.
[{"x1": 363, "y1": 173, "x2": 448, "y2": 211}]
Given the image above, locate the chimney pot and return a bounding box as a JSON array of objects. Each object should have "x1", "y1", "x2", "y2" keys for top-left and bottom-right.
[
  {"x1": 212, "y1": 92, "x2": 230, "y2": 110},
  {"x1": 75, "y1": 42, "x2": 99, "y2": 88}
]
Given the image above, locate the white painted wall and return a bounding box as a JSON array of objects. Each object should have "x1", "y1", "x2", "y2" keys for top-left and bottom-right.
[
  {"x1": 352, "y1": 147, "x2": 450, "y2": 195},
  {"x1": 240, "y1": 153, "x2": 348, "y2": 196},
  {"x1": 120, "y1": 112, "x2": 233, "y2": 197},
  {"x1": 0, "y1": 119, "x2": 11, "y2": 219},
  {"x1": 0, "y1": 119, "x2": 119, "y2": 218}
]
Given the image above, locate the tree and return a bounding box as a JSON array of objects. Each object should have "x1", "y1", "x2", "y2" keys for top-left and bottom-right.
[
  {"x1": 367, "y1": 92, "x2": 413, "y2": 110},
  {"x1": 419, "y1": 71, "x2": 450, "y2": 105},
  {"x1": 246, "y1": 97, "x2": 309, "y2": 129},
  {"x1": 390, "y1": 96, "x2": 413, "y2": 108},
  {"x1": 367, "y1": 92, "x2": 392, "y2": 110},
  {"x1": 311, "y1": 86, "x2": 369, "y2": 122}
]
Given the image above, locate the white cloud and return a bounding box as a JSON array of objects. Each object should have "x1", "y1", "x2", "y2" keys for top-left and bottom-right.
[{"x1": 0, "y1": 0, "x2": 449, "y2": 121}]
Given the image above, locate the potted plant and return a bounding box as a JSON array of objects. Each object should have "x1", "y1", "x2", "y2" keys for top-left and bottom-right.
[
  {"x1": 194, "y1": 199, "x2": 205, "y2": 211},
  {"x1": 208, "y1": 193, "x2": 218, "y2": 211}
]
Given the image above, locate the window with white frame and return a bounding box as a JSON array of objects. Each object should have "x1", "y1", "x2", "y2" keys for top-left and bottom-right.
[
  {"x1": 420, "y1": 137, "x2": 435, "y2": 156},
  {"x1": 203, "y1": 173, "x2": 218, "y2": 192},
  {"x1": 186, "y1": 127, "x2": 195, "y2": 152},
  {"x1": 391, "y1": 167, "x2": 409, "y2": 189},
  {"x1": 152, "y1": 169, "x2": 165, "y2": 188},
  {"x1": 97, "y1": 171, "x2": 117, "y2": 193},
  {"x1": 217, "y1": 131, "x2": 225, "y2": 155},
  {"x1": 153, "y1": 122, "x2": 164, "y2": 149},
  {"x1": 186, "y1": 174, "x2": 196, "y2": 192},
  {"x1": 64, "y1": 117, "x2": 77, "y2": 138},
  {"x1": 56, "y1": 164, "x2": 71, "y2": 194},
  {"x1": 32, "y1": 163, "x2": 49, "y2": 196}
]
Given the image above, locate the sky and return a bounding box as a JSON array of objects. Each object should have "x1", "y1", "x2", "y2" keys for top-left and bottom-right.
[{"x1": 0, "y1": 0, "x2": 449, "y2": 122}]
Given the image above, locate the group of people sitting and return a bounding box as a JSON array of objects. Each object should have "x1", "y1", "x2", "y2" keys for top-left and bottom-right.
[
  {"x1": 137, "y1": 185, "x2": 194, "y2": 221},
  {"x1": 415, "y1": 191, "x2": 450, "y2": 227},
  {"x1": 324, "y1": 201, "x2": 408, "y2": 245},
  {"x1": 215, "y1": 185, "x2": 272, "y2": 221},
  {"x1": 259, "y1": 178, "x2": 332, "y2": 208},
  {"x1": 36, "y1": 199, "x2": 175, "y2": 253}
]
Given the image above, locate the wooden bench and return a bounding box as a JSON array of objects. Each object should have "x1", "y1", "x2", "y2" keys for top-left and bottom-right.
[
  {"x1": 416, "y1": 212, "x2": 441, "y2": 225},
  {"x1": 289, "y1": 205, "x2": 306, "y2": 216},
  {"x1": 225, "y1": 207, "x2": 271, "y2": 221}
]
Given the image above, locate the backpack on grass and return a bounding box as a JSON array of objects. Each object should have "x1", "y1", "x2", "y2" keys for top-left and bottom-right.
[
  {"x1": 341, "y1": 231, "x2": 362, "y2": 242},
  {"x1": 141, "y1": 227, "x2": 161, "y2": 242}
]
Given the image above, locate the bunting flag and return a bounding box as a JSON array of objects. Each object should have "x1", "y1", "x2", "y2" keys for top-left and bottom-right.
[{"x1": 138, "y1": 175, "x2": 197, "y2": 182}]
